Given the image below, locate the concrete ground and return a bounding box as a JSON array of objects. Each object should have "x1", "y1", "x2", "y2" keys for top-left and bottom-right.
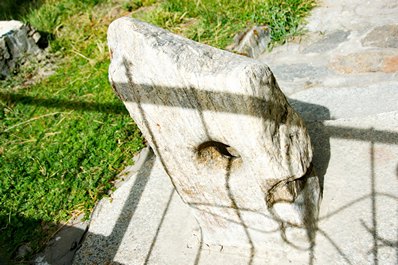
[
  {"x1": 39, "y1": 0, "x2": 398, "y2": 264},
  {"x1": 73, "y1": 115, "x2": 398, "y2": 265}
]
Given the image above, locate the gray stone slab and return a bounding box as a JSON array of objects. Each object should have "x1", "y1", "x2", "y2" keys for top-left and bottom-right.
[
  {"x1": 303, "y1": 30, "x2": 350, "y2": 54},
  {"x1": 108, "y1": 17, "x2": 319, "y2": 248},
  {"x1": 289, "y1": 82, "x2": 398, "y2": 121},
  {"x1": 271, "y1": 63, "x2": 330, "y2": 82},
  {"x1": 362, "y1": 25, "x2": 398, "y2": 48},
  {"x1": 74, "y1": 112, "x2": 398, "y2": 265}
]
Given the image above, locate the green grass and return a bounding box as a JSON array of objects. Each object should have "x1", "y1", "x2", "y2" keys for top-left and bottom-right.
[
  {"x1": 0, "y1": 59, "x2": 144, "y2": 261},
  {"x1": 132, "y1": 0, "x2": 316, "y2": 49},
  {"x1": 0, "y1": 0, "x2": 315, "y2": 262},
  {"x1": 0, "y1": 0, "x2": 145, "y2": 262}
]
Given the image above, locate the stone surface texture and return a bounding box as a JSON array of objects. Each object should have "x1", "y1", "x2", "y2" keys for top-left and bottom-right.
[
  {"x1": 361, "y1": 24, "x2": 398, "y2": 48},
  {"x1": 72, "y1": 0, "x2": 398, "y2": 264},
  {"x1": 107, "y1": 17, "x2": 319, "y2": 248},
  {"x1": 0, "y1": 20, "x2": 42, "y2": 78}
]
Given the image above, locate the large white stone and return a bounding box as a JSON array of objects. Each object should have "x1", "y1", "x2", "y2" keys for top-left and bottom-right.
[{"x1": 107, "y1": 18, "x2": 320, "y2": 248}]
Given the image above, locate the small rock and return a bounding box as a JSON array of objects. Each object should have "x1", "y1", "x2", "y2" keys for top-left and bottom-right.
[
  {"x1": 228, "y1": 25, "x2": 271, "y2": 58},
  {"x1": 32, "y1": 32, "x2": 41, "y2": 43}
]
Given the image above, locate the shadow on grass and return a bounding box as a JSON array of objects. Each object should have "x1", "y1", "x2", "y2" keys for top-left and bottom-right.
[
  {"x1": 0, "y1": 0, "x2": 44, "y2": 20},
  {"x1": 0, "y1": 92, "x2": 128, "y2": 115},
  {"x1": 0, "y1": 216, "x2": 88, "y2": 265}
]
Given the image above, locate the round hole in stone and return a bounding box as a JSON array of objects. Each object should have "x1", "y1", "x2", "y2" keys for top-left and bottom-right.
[{"x1": 196, "y1": 141, "x2": 240, "y2": 160}]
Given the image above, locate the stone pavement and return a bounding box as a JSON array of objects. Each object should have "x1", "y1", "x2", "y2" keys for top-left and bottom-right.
[
  {"x1": 261, "y1": 0, "x2": 398, "y2": 99},
  {"x1": 59, "y1": 0, "x2": 398, "y2": 264},
  {"x1": 75, "y1": 114, "x2": 398, "y2": 265}
]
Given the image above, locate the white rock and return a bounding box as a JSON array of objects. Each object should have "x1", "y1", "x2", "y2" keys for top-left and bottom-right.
[{"x1": 107, "y1": 18, "x2": 320, "y2": 247}]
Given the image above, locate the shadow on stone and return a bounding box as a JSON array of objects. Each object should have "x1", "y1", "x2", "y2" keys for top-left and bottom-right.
[
  {"x1": 71, "y1": 111, "x2": 398, "y2": 265},
  {"x1": 101, "y1": 77, "x2": 330, "y2": 264},
  {"x1": 72, "y1": 149, "x2": 155, "y2": 265}
]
